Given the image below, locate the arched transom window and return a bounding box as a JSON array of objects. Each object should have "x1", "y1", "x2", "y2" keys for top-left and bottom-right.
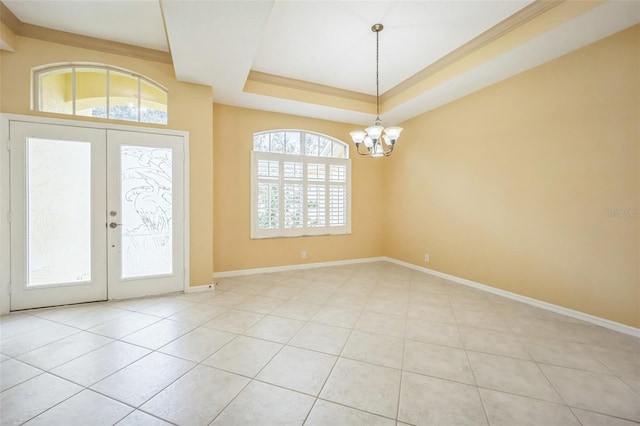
[
  {"x1": 33, "y1": 64, "x2": 168, "y2": 125},
  {"x1": 251, "y1": 130, "x2": 351, "y2": 238}
]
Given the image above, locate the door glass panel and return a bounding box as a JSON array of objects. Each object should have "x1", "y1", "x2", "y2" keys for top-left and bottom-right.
[
  {"x1": 120, "y1": 145, "x2": 173, "y2": 278},
  {"x1": 27, "y1": 138, "x2": 91, "y2": 286}
]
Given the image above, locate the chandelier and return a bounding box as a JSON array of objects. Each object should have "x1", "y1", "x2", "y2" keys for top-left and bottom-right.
[{"x1": 350, "y1": 23, "x2": 403, "y2": 157}]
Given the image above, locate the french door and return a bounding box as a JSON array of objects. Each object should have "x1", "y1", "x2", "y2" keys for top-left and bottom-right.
[{"x1": 9, "y1": 121, "x2": 185, "y2": 310}]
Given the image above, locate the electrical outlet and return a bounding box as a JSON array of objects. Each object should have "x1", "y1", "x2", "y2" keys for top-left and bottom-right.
[
  {"x1": 301, "y1": 250, "x2": 307, "y2": 259},
  {"x1": 424, "y1": 254, "x2": 430, "y2": 262}
]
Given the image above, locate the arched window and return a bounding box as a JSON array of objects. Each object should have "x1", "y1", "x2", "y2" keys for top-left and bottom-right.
[
  {"x1": 33, "y1": 64, "x2": 168, "y2": 125},
  {"x1": 251, "y1": 130, "x2": 351, "y2": 238}
]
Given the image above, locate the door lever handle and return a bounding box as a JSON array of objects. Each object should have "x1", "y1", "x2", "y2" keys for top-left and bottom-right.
[{"x1": 109, "y1": 222, "x2": 122, "y2": 229}]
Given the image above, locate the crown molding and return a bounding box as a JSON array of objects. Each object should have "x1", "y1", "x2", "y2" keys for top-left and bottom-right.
[
  {"x1": 243, "y1": 1, "x2": 568, "y2": 113},
  {"x1": 381, "y1": 0, "x2": 563, "y2": 102},
  {"x1": 0, "y1": 1, "x2": 172, "y2": 64},
  {"x1": 246, "y1": 70, "x2": 376, "y2": 104}
]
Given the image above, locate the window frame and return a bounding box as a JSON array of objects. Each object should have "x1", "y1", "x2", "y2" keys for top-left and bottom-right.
[
  {"x1": 251, "y1": 130, "x2": 351, "y2": 239},
  {"x1": 32, "y1": 63, "x2": 168, "y2": 125}
]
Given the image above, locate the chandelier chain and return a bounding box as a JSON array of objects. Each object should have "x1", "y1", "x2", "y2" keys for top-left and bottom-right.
[
  {"x1": 376, "y1": 28, "x2": 380, "y2": 118},
  {"x1": 349, "y1": 22, "x2": 402, "y2": 157}
]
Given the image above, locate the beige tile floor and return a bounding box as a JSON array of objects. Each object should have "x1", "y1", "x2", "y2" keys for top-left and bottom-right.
[{"x1": 1, "y1": 261, "x2": 638, "y2": 425}]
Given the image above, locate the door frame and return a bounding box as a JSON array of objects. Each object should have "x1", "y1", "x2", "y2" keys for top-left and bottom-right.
[{"x1": 0, "y1": 113, "x2": 191, "y2": 315}]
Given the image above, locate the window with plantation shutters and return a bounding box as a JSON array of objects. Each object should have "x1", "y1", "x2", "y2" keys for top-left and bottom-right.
[{"x1": 252, "y1": 130, "x2": 351, "y2": 238}]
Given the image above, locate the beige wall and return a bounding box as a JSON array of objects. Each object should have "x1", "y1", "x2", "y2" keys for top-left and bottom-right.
[
  {"x1": 0, "y1": 36, "x2": 215, "y2": 286},
  {"x1": 1, "y1": 27, "x2": 637, "y2": 328},
  {"x1": 212, "y1": 104, "x2": 385, "y2": 272},
  {"x1": 386, "y1": 25, "x2": 640, "y2": 327}
]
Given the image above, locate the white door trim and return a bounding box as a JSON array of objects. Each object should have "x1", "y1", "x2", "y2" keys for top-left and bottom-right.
[{"x1": 0, "y1": 113, "x2": 190, "y2": 314}]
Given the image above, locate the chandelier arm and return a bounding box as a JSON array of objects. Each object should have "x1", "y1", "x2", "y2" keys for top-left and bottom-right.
[
  {"x1": 355, "y1": 144, "x2": 370, "y2": 156},
  {"x1": 379, "y1": 143, "x2": 393, "y2": 156}
]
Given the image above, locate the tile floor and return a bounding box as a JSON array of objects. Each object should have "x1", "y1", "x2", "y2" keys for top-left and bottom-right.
[{"x1": 1, "y1": 261, "x2": 639, "y2": 425}]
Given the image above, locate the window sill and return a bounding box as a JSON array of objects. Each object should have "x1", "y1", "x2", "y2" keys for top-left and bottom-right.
[{"x1": 250, "y1": 232, "x2": 352, "y2": 240}]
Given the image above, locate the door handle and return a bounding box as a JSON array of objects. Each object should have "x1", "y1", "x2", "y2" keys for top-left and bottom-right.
[{"x1": 109, "y1": 222, "x2": 122, "y2": 229}]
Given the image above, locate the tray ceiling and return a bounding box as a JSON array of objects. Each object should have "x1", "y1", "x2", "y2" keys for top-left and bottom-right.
[{"x1": 2, "y1": 0, "x2": 639, "y2": 126}]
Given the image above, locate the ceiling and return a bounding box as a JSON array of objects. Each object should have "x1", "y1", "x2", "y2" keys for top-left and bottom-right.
[{"x1": 3, "y1": 1, "x2": 640, "y2": 126}]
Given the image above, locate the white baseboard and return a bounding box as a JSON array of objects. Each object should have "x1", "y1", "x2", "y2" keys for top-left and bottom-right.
[
  {"x1": 382, "y1": 257, "x2": 640, "y2": 338},
  {"x1": 212, "y1": 257, "x2": 387, "y2": 279},
  {"x1": 185, "y1": 283, "x2": 216, "y2": 293},
  {"x1": 210, "y1": 256, "x2": 639, "y2": 338}
]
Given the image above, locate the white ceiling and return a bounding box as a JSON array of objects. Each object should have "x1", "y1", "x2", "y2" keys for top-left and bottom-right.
[
  {"x1": 251, "y1": 1, "x2": 531, "y2": 94},
  {"x1": 4, "y1": 0, "x2": 169, "y2": 52},
  {"x1": 3, "y1": 1, "x2": 640, "y2": 126}
]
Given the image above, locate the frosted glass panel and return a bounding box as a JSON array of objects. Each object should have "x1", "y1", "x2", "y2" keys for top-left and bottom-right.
[
  {"x1": 27, "y1": 138, "x2": 91, "y2": 286},
  {"x1": 121, "y1": 145, "x2": 173, "y2": 278}
]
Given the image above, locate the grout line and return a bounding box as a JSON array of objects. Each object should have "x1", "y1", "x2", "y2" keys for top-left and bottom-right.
[
  {"x1": 314, "y1": 397, "x2": 402, "y2": 423},
  {"x1": 208, "y1": 269, "x2": 362, "y2": 425},
  {"x1": 3, "y1": 262, "x2": 639, "y2": 426},
  {"x1": 511, "y1": 334, "x2": 625, "y2": 377},
  {"x1": 132, "y1": 408, "x2": 180, "y2": 425},
  {"x1": 13, "y1": 380, "x2": 85, "y2": 425},
  {"x1": 395, "y1": 288, "x2": 410, "y2": 422},
  {"x1": 451, "y1": 291, "x2": 492, "y2": 426},
  {"x1": 300, "y1": 397, "x2": 319, "y2": 425},
  {"x1": 385, "y1": 257, "x2": 640, "y2": 338},
  {"x1": 301, "y1": 270, "x2": 370, "y2": 422},
  {"x1": 568, "y1": 405, "x2": 640, "y2": 424},
  {"x1": 0, "y1": 367, "x2": 47, "y2": 394},
  {"x1": 80, "y1": 347, "x2": 202, "y2": 422}
]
